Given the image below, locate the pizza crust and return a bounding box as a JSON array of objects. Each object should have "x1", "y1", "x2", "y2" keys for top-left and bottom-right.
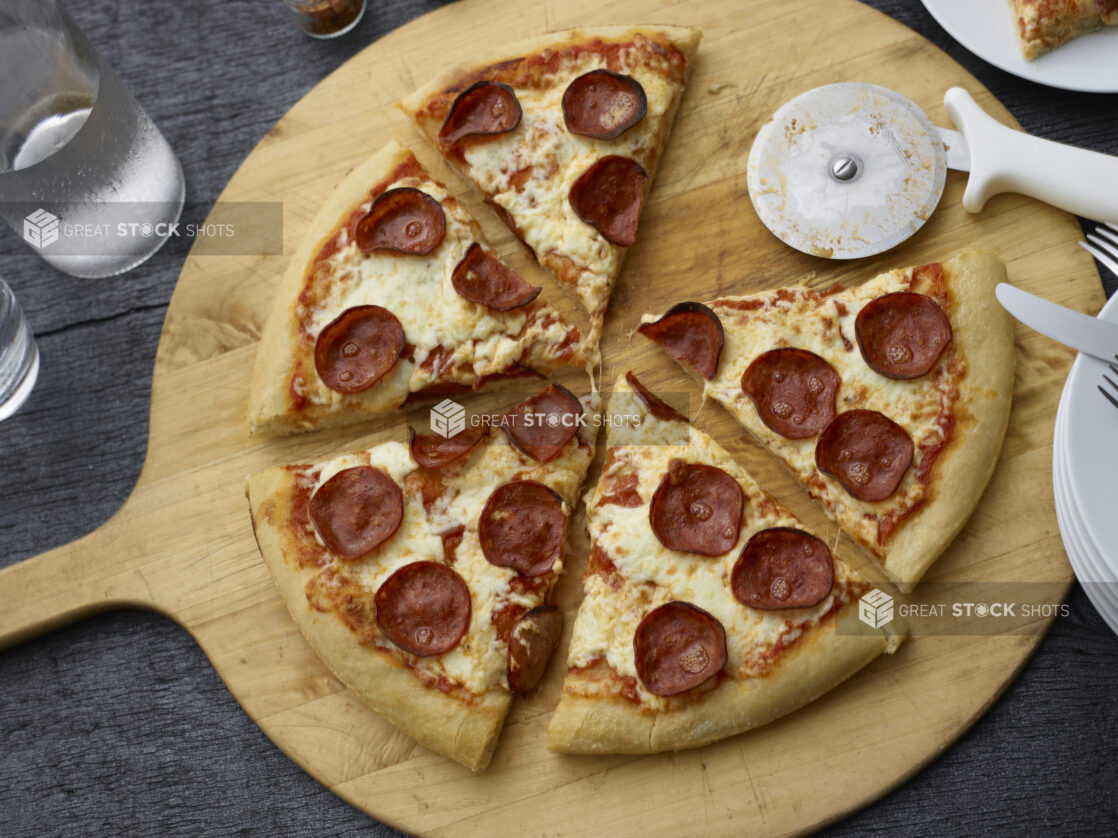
[
  {"x1": 882, "y1": 250, "x2": 1015, "y2": 591},
  {"x1": 548, "y1": 598, "x2": 902, "y2": 754},
  {"x1": 400, "y1": 25, "x2": 701, "y2": 139},
  {"x1": 1010, "y1": 0, "x2": 1118, "y2": 60},
  {"x1": 246, "y1": 465, "x2": 507, "y2": 771}
]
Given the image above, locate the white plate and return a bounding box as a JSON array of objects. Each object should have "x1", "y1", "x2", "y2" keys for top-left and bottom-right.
[
  {"x1": 1053, "y1": 394, "x2": 1118, "y2": 635},
  {"x1": 921, "y1": 0, "x2": 1118, "y2": 93},
  {"x1": 1059, "y1": 291, "x2": 1118, "y2": 579},
  {"x1": 1053, "y1": 393, "x2": 1118, "y2": 633}
]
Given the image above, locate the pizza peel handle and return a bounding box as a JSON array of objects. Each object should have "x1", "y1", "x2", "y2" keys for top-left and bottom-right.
[
  {"x1": 945, "y1": 87, "x2": 1118, "y2": 222},
  {"x1": 0, "y1": 512, "x2": 159, "y2": 650}
]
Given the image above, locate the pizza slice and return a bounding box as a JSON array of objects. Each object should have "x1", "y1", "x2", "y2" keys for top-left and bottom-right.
[
  {"x1": 400, "y1": 26, "x2": 701, "y2": 337},
  {"x1": 547, "y1": 372, "x2": 903, "y2": 755},
  {"x1": 247, "y1": 384, "x2": 598, "y2": 770},
  {"x1": 1009, "y1": 0, "x2": 1118, "y2": 60},
  {"x1": 637, "y1": 250, "x2": 1015, "y2": 593},
  {"x1": 250, "y1": 139, "x2": 587, "y2": 436}
]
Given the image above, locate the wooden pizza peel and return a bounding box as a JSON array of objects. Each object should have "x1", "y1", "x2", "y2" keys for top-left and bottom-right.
[{"x1": 0, "y1": 0, "x2": 1103, "y2": 834}]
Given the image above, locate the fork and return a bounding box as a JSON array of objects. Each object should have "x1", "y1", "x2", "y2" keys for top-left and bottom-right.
[
  {"x1": 1078, "y1": 223, "x2": 1118, "y2": 411},
  {"x1": 1100, "y1": 357, "x2": 1118, "y2": 411},
  {"x1": 1080, "y1": 222, "x2": 1118, "y2": 280}
]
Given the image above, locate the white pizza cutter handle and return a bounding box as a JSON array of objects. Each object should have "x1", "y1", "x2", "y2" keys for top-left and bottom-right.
[{"x1": 944, "y1": 87, "x2": 1118, "y2": 223}]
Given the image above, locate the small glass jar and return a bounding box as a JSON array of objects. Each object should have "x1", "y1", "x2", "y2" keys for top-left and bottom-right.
[{"x1": 283, "y1": 0, "x2": 366, "y2": 39}]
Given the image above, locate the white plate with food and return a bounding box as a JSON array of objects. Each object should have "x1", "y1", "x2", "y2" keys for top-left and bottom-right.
[{"x1": 921, "y1": 0, "x2": 1118, "y2": 93}]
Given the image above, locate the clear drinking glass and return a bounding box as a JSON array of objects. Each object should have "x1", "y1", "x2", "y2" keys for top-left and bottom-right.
[
  {"x1": 0, "y1": 0, "x2": 185, "y2": 278},
  {"x1": 0, "y1": 279, "x2": 39, "y2": 421}
]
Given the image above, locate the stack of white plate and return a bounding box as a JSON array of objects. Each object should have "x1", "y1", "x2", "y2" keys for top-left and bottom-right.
[{"x1": 1052, "y1": 292, "x2": 1118, "y2": 636}]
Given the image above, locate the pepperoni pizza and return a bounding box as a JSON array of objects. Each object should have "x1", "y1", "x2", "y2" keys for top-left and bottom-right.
[
  {"x1": 250, "y1": 140, "x2": 587, "y2": 436},
  {"x1": 547, "y1": 373, "x2": 903, "y2": 754},
  {"x1": 400, "y1": 26, "x2": 701, "y2": 340},
  {"x1": 246, "y1": 384, "x2": 598, "y2": 770},
  {"x1": 638, "y1": 250, "x2": 1015, "y2": 593}
]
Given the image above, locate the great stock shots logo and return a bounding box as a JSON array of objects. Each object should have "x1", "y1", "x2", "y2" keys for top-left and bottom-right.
[
  {"x1": 858, "y1": 588, "x2": 894, "y2": 629},
  {"x1": 23, "y1": 209, "x2": 60, "y2": 249},
  {"x1": 430, "y1": 398, "x2": 466, "y2": 439}
]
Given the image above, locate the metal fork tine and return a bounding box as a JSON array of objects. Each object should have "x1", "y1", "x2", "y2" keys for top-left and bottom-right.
[
  {"x1": 1108, "y1": 222, "x2": 1118, "y2": 235},
  {"x1": 1101, "y1": 384, "x2": 1118, "y2": 411},
  {"x1": 1097, "y1": 226, "x2": 1118, "y2": 249},
  {"x1": 1087, "y1": 233, "x2": 1118, "y2": 261},
  {"x1": 1080, "y1": 240, "x2": 1118, "y2": 279}
]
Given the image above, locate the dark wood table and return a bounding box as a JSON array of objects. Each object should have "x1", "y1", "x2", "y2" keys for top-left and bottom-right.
[{"x1": 1, "y1": 1, "x2": 1116, "y2": 835}]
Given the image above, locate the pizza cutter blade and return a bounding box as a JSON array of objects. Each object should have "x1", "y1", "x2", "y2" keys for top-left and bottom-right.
[{"x1": 747, "y1": 82, "x2": 1118, "y2": 260}]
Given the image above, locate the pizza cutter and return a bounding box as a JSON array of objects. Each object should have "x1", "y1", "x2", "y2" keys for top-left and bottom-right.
[{"x1": 746, "y1": 83, "x2": 1118, "y2": 259}]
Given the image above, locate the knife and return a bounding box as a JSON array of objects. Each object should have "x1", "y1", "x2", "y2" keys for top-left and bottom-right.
[{"x1": 995, "y1": 283, "x2": 1118, "y2": 362}]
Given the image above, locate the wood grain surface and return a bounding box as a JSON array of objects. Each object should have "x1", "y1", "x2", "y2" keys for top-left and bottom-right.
[{"x1": 1, "y1": 1, "x2": 1116, "y2": 836}]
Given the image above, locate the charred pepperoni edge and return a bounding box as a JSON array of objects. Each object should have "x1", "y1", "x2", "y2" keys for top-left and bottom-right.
[
  {"x1": 313, "y1": 305, "x2": 405, "y2": 394},
  {"x1": 408, "y1": 424, "x2": 489, "y2": 469},
  {"x1": 854, "y1": 292, "x2": 953, "y2": 379},
  {"x1": 625, "y1": 371, "x2": 688, "y2": 423},
  {"x1": 450, "y1": 242, "x2": 542, "y2": 311},
  {"x1": 740, "y1": 348, "x2": 840, "y2": 439},
  {"x1": 633, "y1": 601, "x2": 728, "y2": 697},
  {"x1": 562, "y1": 69, "x2": 648, "y2": 140},
  {"x1": 637, "y1": 302, "x2": 725, "y2": 380},
  {"x1": 438, "y1": 81, "x2": 522, "y2": 146},
  {"x1": 648, "y1": 461, "x2": 744, "y2": 557},
  {"x1": 478, "y1": 480, "x2": 567, "y2": 577},
  {"x1": 507, "y1": 604, "x2": 564, "y2": 694},
  {"x1": 568, "y1": 155, "x2": 648, "y2": 248},
  {"x1": 731, "y1": 527, "x2": 835, "y2": 610},
  {"x1": 308, "y1": 466, "x2": 404, "y2": 560},
  {"x1": 354, "y1": 187, "x2": 447, "y2": 256},
  {"x1": 815, "y1": 409, "x2": 914, "y2": 503},
  {"x1": 501, "y1": 383, "x2": 584, "y2": 463},
  {"x1": 373, "y1": 561, "x2": 471, "y2": 657}
]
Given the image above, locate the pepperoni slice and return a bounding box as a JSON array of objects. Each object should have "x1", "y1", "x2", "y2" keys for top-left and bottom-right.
[
  {"x1": 438, "y1": 81, "x2": 522, "y2": 146},
  {"x1": 568, "y1": 156, "x2": 647, "y2": 247},
  {"x1": 562, "y1": 70, "x2": 647, "y2": 140},
  {"x1": 633, "y1": 601, "x2": 727, "y2": 696},
  {"x1": 354, "y1": 187, "x2": 446, "y2": 256},
  {"x1": 649, "y1": 460, "x2": 744, "y2": 556},
  {"x1": 479, "y1": 481, "x2": 566, "y2": 577},
  {"x1": 741, "y1": 348, "x2": 840, "y2": 439},
  {"x1": 308, "y1": 466, "x2": 404, "y2": 560},
  {"x1": 408, "y1": 424, "x2": 488, "y2": 469},
  {"x1": 815, "y1": 410, "x2": 914, "y2": 502},
  {"x1": 637, "y1": 303, "x2": 724, "y2": 380},
  {"x1": 451, "y1": 242, "x2": 541, "y2": 310},
  {"x1": 501, "y1": 384, "x2": 583, "y2": 463},
  {"x1": 314, "y1": 305, "x2": 405, "y2": 394},
  {"x1": 374, "y1": 561, "x2": 471, "y2": 656},
  {"x1": 625, "y1": 371, "x2": 687, "y2": 423},
  {"x1": 855, "y1": 292, "x2": 953, "y2": 379},
  {"x1": 731, "y1": 528, "x2": 835, "y2": 610},
  {"x1": 507, "y1": 605, "x2": 564, "y2": 694}
]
